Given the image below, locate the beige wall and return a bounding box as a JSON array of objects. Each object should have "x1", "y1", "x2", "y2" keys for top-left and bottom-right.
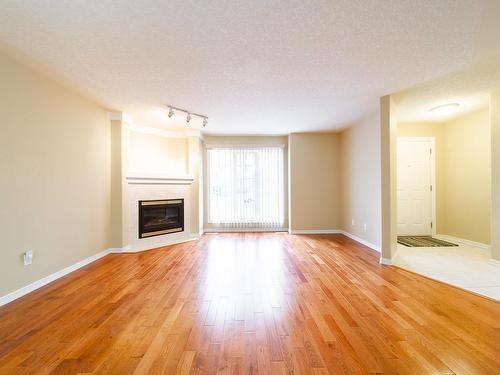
[
  {"x1": 289, "y1": 133, "x2": 340, "y2": 231},
  {"x1": 442, "y1": 109, "x2": 491, "y2": 244},
  {"x1": 110, "y1": 120, "x2": 123, "y2": 248},
  {"x1": 0, "y1": 50, "x2": 111, "y2": 296},
  {"x1": 398, "y1": 108, "x2": 491, "y2": 244},
  {"x1": 339, "y1": 111, "x2": 381, "y2": 247},
  {"x1": 491, "y1": 91, "x2": 500, "y2": 260},
  {"x1": 188, "y1": 136, "x2": 203, "y2": 235},
  {"x1": 380, "y1": 95, "x2": 398, "y2": 260},
  {"x1": 202, "y1": 135, "x2": 289, "y2": 230}
]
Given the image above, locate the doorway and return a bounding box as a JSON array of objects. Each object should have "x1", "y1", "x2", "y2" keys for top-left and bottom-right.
[{"x1": 397, "y1": 137, "x2": 435, "y2": 236}]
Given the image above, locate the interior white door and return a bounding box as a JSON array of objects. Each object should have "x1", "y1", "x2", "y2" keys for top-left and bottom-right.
[{"x1": 397, "y1": 138, "x2": 433, "y2": 236}]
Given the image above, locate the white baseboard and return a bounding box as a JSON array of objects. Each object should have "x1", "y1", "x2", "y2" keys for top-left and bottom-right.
[
  {"x1": 488, "y1": 258, "x2": 500, "y2": 267},
  {"x1": 340, "y1": 231, "x2": 381, "y2": 253},
  {"x1": 204, "y1": 228, "x2": 289, "y2": 233},
  {"x1": 379, "y1": 257, "x2": 392, "y2": 265},
  {"x1": 0, "y1": 234, "x2": 205, "y2": 307},
  {"x1": 108, "y1": 245, "x2": 132, "y2": 253},
  {"x1": 0, "y1": 248, "x2": 112, "y2": 307},
  {"x1": 287, "y1": 229, "x2": 382, "y2": 254},
  {"x1": 122, "y1": 236, "x2": 199, "y2": 253},
  {"x1": 288, "y1": 229, "x2": 341, "y2": 234},
  {"x1": 435, "y1": 234, "x2": 491, "y2": 250}
]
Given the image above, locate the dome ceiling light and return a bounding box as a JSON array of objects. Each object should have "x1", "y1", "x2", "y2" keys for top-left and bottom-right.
[{"x1": 429, "y1": 103, "x2": 460, "y2": 117}]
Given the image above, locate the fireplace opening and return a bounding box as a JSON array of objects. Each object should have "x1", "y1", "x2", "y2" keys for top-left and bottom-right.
[{"x1": 139, "y1": 199, "x2": 184, "y2": 238}]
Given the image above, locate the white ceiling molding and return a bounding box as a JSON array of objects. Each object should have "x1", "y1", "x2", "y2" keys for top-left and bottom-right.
[
  {"x1": 109, "y1": 111, "x2": 124, "y2": 121},
  {"x1": 109, "y1": 111, "x2": 134, "y2": 124},
  {"x1": 128, "y1": 124, "x2": 200, "y2": 139}
]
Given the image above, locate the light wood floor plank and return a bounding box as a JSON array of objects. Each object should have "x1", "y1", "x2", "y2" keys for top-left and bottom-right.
[{"x1": 0, "y1": 233, "x2": 499, "y2": 374}]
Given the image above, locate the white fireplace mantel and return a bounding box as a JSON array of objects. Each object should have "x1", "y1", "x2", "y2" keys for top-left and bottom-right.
[
  {"x1": 123, "y1": 175, "x2": 195, "y2": 252},
  {"x1": 126, "y1": 174, "x2": 194, "y2": 185}
]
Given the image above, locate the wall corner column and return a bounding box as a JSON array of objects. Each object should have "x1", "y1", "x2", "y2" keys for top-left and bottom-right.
[
  {"x1": 110, "y1": 112, "x2": 129, "y2": 250},
  {"x1": 187, "y1": 134, "x2": 203, "y2": 237},
  {"x1": 490, "y1": 91, "x2": 500, "y2": 262},
  {"x1": 380, "y1": 95, "x2": 398, "y2": 264}
]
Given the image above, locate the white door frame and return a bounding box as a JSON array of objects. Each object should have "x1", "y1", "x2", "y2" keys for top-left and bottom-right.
[{"x1": 397, "y1": 137, "x2": 436, "y2": 236}]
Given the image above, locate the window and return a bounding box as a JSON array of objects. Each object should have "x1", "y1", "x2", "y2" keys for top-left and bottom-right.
[{"x1": 207, "y1": 146, "x2": 284, "y2": 229}]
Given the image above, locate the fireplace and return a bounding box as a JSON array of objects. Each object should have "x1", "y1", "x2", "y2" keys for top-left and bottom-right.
[{"x1": 138, "y1": 199, "x2": 184, "y2": 238}]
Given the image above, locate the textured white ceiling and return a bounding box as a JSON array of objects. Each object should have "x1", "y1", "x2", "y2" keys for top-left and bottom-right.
[
  {"x1": 395, "y1": 57, "x2": 500, "y2": 123},
  {"x1": 0, "y1": 1, "x2": 499, "y2": 134}
]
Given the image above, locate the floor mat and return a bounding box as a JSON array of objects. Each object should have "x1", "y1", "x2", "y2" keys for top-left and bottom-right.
[{"x1": 397, "y1": 236, "x2": 458, "y2": 247}]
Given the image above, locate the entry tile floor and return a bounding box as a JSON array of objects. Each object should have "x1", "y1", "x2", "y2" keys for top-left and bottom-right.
[{"x1": 393, "y1": 242, "x2": 500, "y2": 301}]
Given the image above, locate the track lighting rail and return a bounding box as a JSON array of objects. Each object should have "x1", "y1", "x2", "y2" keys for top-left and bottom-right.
[{"x1": 165, "y1": 105, "x2": 208, "y2": 126}]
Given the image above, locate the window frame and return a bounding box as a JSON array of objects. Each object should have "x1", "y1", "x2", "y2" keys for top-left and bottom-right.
[{"x1": 205, "y1": 144, "x2": 285, "y2": 227}]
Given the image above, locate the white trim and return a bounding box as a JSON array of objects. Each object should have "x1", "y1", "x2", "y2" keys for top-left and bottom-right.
[
  {"x1": 0, "y1": 248, "x2": 112, "y2": 307},
  {"x1": 204, "y1": 227, "x2": 288, "y2": 233},
  {"x1": 185, "y1": 129, "x2": 201, "y2": 137},
  {"x1": 289, "y1": 229, "x2": 342, "y2": 234},
  {"x1": 205, "y1": 143, "x2": 285, "y2": 149},
  {"x1": 121, "y1": 236, "x2": 199, "y2": 252},
  {"x1": 128, "y1": 124, "x2": 197, "y2": 138},
  {"x1": 108, "y1": 245, "x2": 132, "y2": 253},
  {"x1": 379, "y1": 257, "x2": 393, "y2": 265},
  {"x1": 435, "y1": 234, "x2": 491, "y2": 250},
  {"x1": 430, "y1": 138, "x2": 436, "y2": 236},
  {"x1": 109, "y1": 111, "x2": 133, "y2": 124},
  {"x1": 205, "y1": 146, "x2": 286, "y2": 228},
  {"x1": 126, "y1": 175, "x2": 194, "y2": 185},
  {"x1": 109, "y1": 111, "x2": 123, "y2": 121},
  {"x1": 340, "y1": 231, "x2": 381, "y2": 252},
  {"x1": 488, "y1": 259, "x2": 500, "y2": 267}
]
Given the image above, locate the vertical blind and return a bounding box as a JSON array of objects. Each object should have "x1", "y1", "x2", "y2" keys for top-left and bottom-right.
[{"x1": 207, "y1": 146, "x2": 285, "y2": 229}]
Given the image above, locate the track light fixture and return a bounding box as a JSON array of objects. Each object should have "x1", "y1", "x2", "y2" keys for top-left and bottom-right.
[{"x1": 163, "y1": 104, "x2": 208, "y2": 127}]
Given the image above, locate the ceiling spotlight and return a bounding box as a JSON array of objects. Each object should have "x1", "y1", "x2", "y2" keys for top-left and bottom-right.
[
  {"x1": 164, "y1": 104, "x2": 208, "y2": 127},
  {"x1": 429, "y1": 103, "x2": 460, "y2": 117}
]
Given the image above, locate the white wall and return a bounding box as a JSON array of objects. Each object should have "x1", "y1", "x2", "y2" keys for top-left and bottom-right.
[{"x1": 128, "y1": 131, "x2": 188, "y2": 177}]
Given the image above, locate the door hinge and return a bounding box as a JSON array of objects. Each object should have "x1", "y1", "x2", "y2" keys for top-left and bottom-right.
[
  {"x1": 430, "y1": 185, "x2": 433, "y2": 191},
  {"x1": 430, "y1": 148, "x2": 432, "y2": 155},
  {"x1": 431, "y1": 222, "x2": 433, "y2": 229}
]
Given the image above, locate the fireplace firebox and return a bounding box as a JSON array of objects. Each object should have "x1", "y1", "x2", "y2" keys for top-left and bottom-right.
[{"x1": 138, "y1": 199, "x2": 184, "y2": 238}]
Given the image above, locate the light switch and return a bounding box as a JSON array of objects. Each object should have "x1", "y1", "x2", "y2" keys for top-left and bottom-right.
[{"x1": 23, "y1": 250, "x2": 33, "y2": 266}]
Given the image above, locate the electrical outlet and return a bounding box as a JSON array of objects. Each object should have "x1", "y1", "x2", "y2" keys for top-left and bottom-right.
[
  {"x1": 23, "y1": 250, "x2": 33, "y2": 266},
  {"x1": 363, "y1": 223, "x2": 367, "y2": 231},
  {"x1": 351, "y1": 219, "x2": 355, "y2": 226}
]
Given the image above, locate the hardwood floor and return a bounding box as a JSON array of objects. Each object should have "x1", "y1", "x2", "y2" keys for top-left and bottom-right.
[{"x1": 0, "y1": 233, "x2": 499, "y2": 374}]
